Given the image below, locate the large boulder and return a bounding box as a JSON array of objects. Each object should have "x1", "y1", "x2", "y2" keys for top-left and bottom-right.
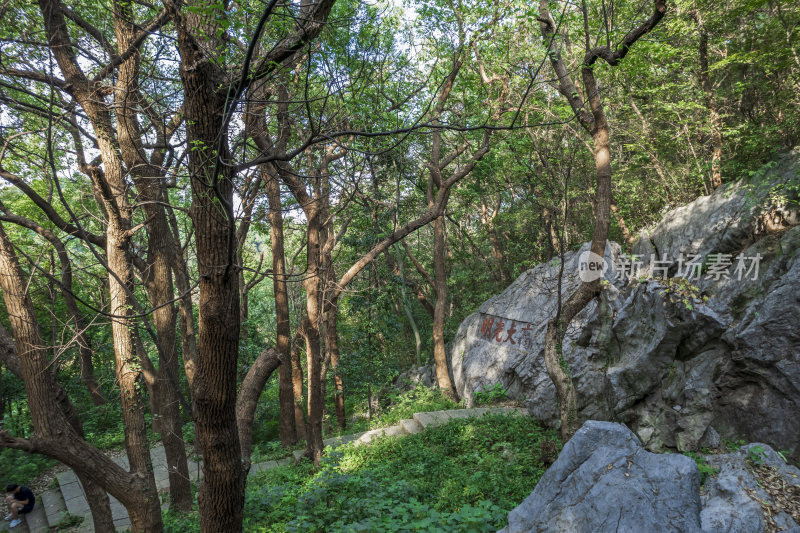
[
  {"x1": 452, "y1": 150, "x2": 800, "y2": 458},
  {"x1": 500, "y1": 420, "x2": 703, "y2": 533},
  {"x1": 501, "y1": 421, "x2": 800, "y2": 533}
]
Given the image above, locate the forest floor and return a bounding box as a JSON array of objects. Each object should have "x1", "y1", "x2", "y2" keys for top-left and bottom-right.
[{"x1": 14, "y1": 403, "x2": 538, "y2": 532}]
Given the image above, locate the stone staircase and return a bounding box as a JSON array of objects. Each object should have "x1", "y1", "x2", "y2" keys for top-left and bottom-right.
[{"x1": 0, "y1": 406, "x2": 525, "y2": 532}]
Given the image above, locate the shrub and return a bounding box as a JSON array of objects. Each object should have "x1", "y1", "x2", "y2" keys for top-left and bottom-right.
[
  {"x1": 473, "y1": 383, "x2": 508, "y2": 405},
  {"x1": 244, "y1": 413, "x2": 559, "y2": 532}
]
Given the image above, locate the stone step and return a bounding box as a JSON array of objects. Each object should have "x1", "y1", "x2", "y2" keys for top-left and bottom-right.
[
  {"x1": 56, "y1": 471, "x2": 90, "y2": 518},
  {"x1": 399, "y1": 418, "x2": 423, "y2": 434},
  {"x1": 322, "y1": 432, "x2": 360, "y2": 448},
  {"x1": 489, "y1": 406, "x2": 528, "y2": 417},
  {"x1": 442, "y1": 407, "x2": 491, "y2": 421},
  {"x1": 46, "y1": 408, "x2": 528, "y2": 531},
  {"x1": 413, "y1": 410, "x2": 452, "y2": 429},
  {"x1": 248, "y1": 460, "x2": 278, "y2": 476},
  {"x1": 40, "y1": 489, "x2": 67, "y2": 528},
  {"x1": 53, "y1": 443, "x2": 191, "y2": 532},
  {"x1": 412, "y1": 407, "x2": 526, "y2": 429},
  {"x1": 353, "y1": 425, "x2": 405, "y2": 445},
  {"x1": 23, "y1": 502, "x2": 48, "y2": 533},
  {"x1": 76, "y1": 503, "x2": 166, "y2": 533}
]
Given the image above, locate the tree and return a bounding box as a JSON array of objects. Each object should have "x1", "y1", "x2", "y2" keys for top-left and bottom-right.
[{"x1": 538, "y1": 0, "x2": 667, "y2": 441}]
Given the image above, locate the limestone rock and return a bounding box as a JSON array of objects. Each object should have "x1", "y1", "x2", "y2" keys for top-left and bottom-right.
[
  {"x1": 500, "y1": 421, "x2": 702, "y2": 533},
  {"x1": 452, "y1": 150, "x2": 800, "y2": 458},
  {"x1": 701, "y1": 443, "x2": 800, "y2": 533}
]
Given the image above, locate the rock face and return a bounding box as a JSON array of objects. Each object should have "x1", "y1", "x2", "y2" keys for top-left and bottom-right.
[
  {"x1": 452, "y1": 149, "x2": 800, "y2": 458},
  {"x1": 501, "y1": 420, "x2": 703, "y2": 533},
  {"x1": 701, "y1": 444, "x2": 800, "y2": 533},
  {"x1": 501, "y1": 421, "x2": 800, "y2": 533}
]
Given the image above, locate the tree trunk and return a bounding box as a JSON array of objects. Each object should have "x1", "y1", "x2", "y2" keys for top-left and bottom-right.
[
  {"x1": 481, "y1": 196, "x2": 509, "y2": 282},
  {"x1": 238, "y1": 248, "x2": 249, "y2": 344},
  {"x1": 698, "y1": 16, "x2": 723, "y2": 189},
  {"x1": 167, "y1": 203, "x2": 199, "y2": 390},
  {"x1": 431, "y1": 214, "x2": 456, "y2": 398},
  {"x1": 0, "y1": 223, "x2": 157, "y2": 533},
  {"x1": 134, "y1": 205, "x2": 192, "y2": 512},
  {"x1": 391, "y1": 245, "x2": 435, "y2": 317},
  {"x1": 236, "y1": 348, "x2": 281, "y2": 469},
  {"x1": 290, "y1": 331, "x2": 307, "y2": 441},
  {"x1": 537, "y1": 0, "x2": 666, "y2": 442},
  {"x1": 113, "y1": 1, "x2": 193, "y2": 505},
  {"x1": 0, "y1": 329, "x2": 114, "y2": 531},
  {"x1": 265, "y1": 168, "x2": 297, "y2": 447},
  {"x1": 173, "y1": 23, "x2": 245, "y2": 531},
  {"x1": 609, "y1": 198, "x2": 635, "y2": 245},
  {"x1": 327, "y1": 304, "x2": 346, "y2": 430},
  {"x1": 107, "y1": 228, "x2": 164, "y2": 531},
  {"x1": 0, "y1": 211, "x2": 105, "y2": 405},
  {"x1": 624, "y1": 80, "x2": 674, "y2": 203},
  {"x1": 166, "y1": 205, "x2": 201, "y2": 455},
  {"x1": 303, "y1": 203, "x2": 325, "y2": 462},
  {"x1": 275, "y1": 162, "x2": 325, "y2": 462},
  {"x1": 396, "y1": 246, "x2": 423, "y2": 364}
]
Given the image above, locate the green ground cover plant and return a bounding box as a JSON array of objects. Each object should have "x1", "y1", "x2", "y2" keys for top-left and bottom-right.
[{"x1": 164, "y1": 413, "x2": 558, "y2": 532}]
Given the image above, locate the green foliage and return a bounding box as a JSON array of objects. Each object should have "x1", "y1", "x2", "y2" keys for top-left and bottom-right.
[
  {"x1": 658, "y1": 278, "x2": 704, "y2": 311},
  {"x1": 55, "y1": 513, "x2": 85, "y2": 529},
  {"x1": 243, "y1": 414, "x2": 558, "y2": 532},
  {"x1": 725, "y1": 438, "x2": 747, "y2": 452},
  {"x1": 747, "y1": 445, "x2": 768, "y2": 466},
  {"x1": 682, "y1": 452, "x2": 719, "y2": 486},
  {"x1": 163, "y1": 507, "x2": 201, "y2": 533},
  {"x1": 252, "y1": 440, "x2": 306, "y2": 463},
  {"x1": 367, "y1": 386, "x2": 459, "y2": 429},
  {"x1": 0, "y1": 449, "x2": 56, "y2": 487},
  {"x1": 473, "y1": 383, "x2": 508, "y2": 405}
]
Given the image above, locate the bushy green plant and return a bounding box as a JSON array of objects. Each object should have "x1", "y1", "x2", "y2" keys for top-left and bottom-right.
[
  {"x1": 367, "y1": 385, "x2": 458, "y2": 429},
  {"x1": 163, "y1": 507, "x2": 200, "y2": 533},
  {"x1": 682, "y1": 452, "x2": 719, "y2": 486},
  {"x1": 0, "y1": 450, "x2": 56, "y2": 486},
  {"x1": 725, "y1": 438, "x2": 746, "y2": 452},
  {"x1": 244, "y1": 414, "x2": 559, "y2": 532},
  {"x1": 473, "y1": 383, "x2": 508, "y2": 405},
  {"x1": 747, "y1": 445, "x2": 767, "y2": 466},
  {"x1": 55, "y1": 513, "x2": 84, "y2": 529}
]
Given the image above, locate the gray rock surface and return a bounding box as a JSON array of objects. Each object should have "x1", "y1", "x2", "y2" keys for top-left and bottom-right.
[
  {"x1": 501, "y1": 422, "x2": 800, "y2": 533},
  {"x1": 701, "y1": 442, "x2": 800, "y2": 533},
  {"x1": 452, "y1": 150, "x2": 800, "y2": 458},
  {"x1": 632, "y1": 149, "x2": 800, "y2": 265},
  {"x1": 500, "y1": 420, "x2": 702, "y2": 533},
  {"x1": 395, "y1": 364, "x2": 437, "y2": 390}
]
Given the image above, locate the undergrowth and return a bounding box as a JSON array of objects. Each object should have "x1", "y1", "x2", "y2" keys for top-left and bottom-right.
[
  {"x1": 365, "y1": 385, "x2": 459, "y2": 429},
  {"x1": 252, "y1": 385, "x2": 459, "y2": 463},
  {"x1": 164, "y1": 413, "x2": 559, "y2": 532}
]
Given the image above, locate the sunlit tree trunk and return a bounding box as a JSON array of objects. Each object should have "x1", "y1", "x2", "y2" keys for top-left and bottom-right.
[
  {"x1": 697, "y1": 14, "x2": 723, "y2": 190},
  {"x1": 538, "y1": 0, "x2": 667, "y2": 442}
]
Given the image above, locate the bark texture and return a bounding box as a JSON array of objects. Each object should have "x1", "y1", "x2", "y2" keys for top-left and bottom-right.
[
  {"x1": 0, "y1": 223, "x2": 156, "y2": 533},
  {"x1": 265, "y1": 169, "x2": 297, "y2": 446},
  {"x1": 236, "y1": 347, "x2": 281, "y2": 469}
]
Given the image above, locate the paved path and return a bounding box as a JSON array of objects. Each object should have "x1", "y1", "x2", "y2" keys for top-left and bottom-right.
[{"x1": 1, "y1": 406, "x2": 525, "y2": 532}]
